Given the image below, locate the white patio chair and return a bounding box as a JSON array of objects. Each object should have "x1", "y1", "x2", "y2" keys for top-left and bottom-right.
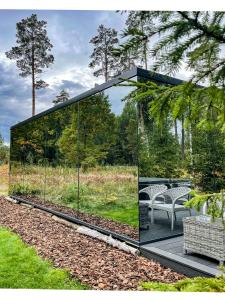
[
  {"x1": 151, "y1": 186, "x2": 192, "y2": 231},
  {"x1": 139, "y1": 184, "x2": 168, "y2": 208}
]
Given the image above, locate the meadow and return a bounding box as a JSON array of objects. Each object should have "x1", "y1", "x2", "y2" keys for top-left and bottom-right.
[
  {"x1": 0, "y1": 164, "x2": 8, "y2": 195},
  {"x1": 10, "y1": 164, "x2": 139, "y2": 228}
]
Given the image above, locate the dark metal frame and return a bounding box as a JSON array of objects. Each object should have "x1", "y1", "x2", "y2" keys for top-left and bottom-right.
[
  {"x1": 10, "y1": 67, "x2": 186, "y2": 248},
  {"x1": 11, "y1": 195, "x2": 139, "y2": 246},
  {"x1": 11, "y1": 67, "x2": 184, "y2": 130}
]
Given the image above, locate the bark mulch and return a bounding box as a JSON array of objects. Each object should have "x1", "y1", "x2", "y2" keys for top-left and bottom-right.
[
  {"x1": 0, "y1": 197, "x2": 185, "y2": 290},
  {"x1": 22, "y1": 195, "x2": 139, "y2": 240}
]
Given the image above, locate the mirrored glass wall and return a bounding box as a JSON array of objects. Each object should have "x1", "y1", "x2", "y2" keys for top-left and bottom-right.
[
  {"x1": 10, "y1": 79, "x2": 139, "y2": 242},
  {"x1": 138, "y1": 77, "x2": 225, "y2": 243},
  {"x1": 11, "y1": 71, "x2": 225, "y2": 245}
]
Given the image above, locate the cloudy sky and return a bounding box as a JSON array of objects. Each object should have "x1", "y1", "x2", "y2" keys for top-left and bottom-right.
[
  {"x1": 0, "y1": 10, "x2": 191, "y2": 144},
  {"x1": 0, "y1": 10, "x2": 129, "y2": 144}
]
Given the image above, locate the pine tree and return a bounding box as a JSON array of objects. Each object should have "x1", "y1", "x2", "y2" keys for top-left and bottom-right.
[
  {"x1": 89, "y1": 25, "x2": 119, "y2": 82},
  {"x1": 53, "y1": 89, "x2": 70, "y2": 105},
  {"x1": 121, "y1": 11, "x2": 225, "y2": 85},
  {"x1": 121, "y1": 11, "x2": 153, "y2": 69},
  {"x1": 6, "y1": 14, "x2": 54, "y2": 116}
]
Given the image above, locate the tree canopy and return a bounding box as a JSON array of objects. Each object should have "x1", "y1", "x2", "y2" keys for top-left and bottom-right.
[
  {"x1": 53, "y1": 89, "x2": 70, "y2": 105},
  {"x1": 89, "y1": 24, "x2": 119, "y2": 82}
]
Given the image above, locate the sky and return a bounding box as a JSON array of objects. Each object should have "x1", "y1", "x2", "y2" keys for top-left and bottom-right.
[
  {"x1": 0, "y1": 10, "x2": 191, "y2": 144},
  {"x1": 0, "y1": 10, "x2": 128, "y2": 144}
]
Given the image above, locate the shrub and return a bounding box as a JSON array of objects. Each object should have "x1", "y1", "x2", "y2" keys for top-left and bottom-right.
[
  {"x1": 58, "y1": 185, "x2": 78, "y2": 204},
  {"x1": 140, "y1": 276, "x2": 225, "y2": 292},
  {"x1": 9, "y1": 183, "x2": 40, "y2": 196}
]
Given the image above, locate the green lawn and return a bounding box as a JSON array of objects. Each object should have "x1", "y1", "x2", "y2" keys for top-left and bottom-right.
[{"x1": 0, "y1": 226, "x2": 87, "y2": 289}]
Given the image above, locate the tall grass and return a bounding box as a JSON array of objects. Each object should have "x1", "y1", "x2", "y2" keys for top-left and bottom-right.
[
  {"x1": 10, "y1": 164, "x2": 139, "y2": 228},
  {"x1": 0, "y1": 164, "x2": 8, "y2": 195}
]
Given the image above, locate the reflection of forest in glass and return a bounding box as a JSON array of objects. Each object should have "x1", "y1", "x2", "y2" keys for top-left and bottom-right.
[
  {"x1": 138, "y1": 98, "x2": 225, "y2": 192},
  {"x1": 138, "y1": 85, "x2": 225, "y2": 242},
  {"x1": 10, "y1": 86, "x2": 139, "y2": 240}
]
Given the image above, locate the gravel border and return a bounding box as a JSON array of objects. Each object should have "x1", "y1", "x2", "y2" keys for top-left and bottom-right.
[
  {"x1": 0, "y1": 197, "x2": 184, "y2": 290},
  {"x1": 21, "y1": 195, "x2": 139, "y2": 240}
]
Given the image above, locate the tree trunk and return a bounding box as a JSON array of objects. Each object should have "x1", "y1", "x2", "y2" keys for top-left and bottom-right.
[
  {"x1": 174, "y1": 119, "x2": 178, "y2": 140},
  {"x1": 181, "y1": 115, "x2": 185, "y2": 160},
  {"x1": 141, "y1": 21, "x2": 148, "y2": 69},
  {"x1": 31, "y1": 39, "x2": 35, "y2": 116},
  {"x1": 32, "y1": 67, "x2": 35, "y2": 116},
  {"x1": 143, "y1": 40, "x2": 148, "y2": 70},
  {"x1": 104, "y1": 34, "x2": 108, "y2": 82}
]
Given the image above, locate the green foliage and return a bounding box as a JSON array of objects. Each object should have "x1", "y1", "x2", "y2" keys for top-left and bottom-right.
[
  {"x1": 10, "y1": 183, "x2": 40, "y2": 196},
  {"x1": 116, "y1": 11, "x2": 153, "y2": 69},
  {"x1": 121, "y1": 78, "x2": 225, "y2": 191},
  {"x1": 58, "y1": 93, "x2": 117, "y2": 170},
  {"x1": 58, "y1": 185, "x2": 78, "y2": 204},
  {"x1": 139, "y1": 120, "x2": 182, "y2": 178},
  {"x1": 0, "y1": 226, "x2": 87, "y2": 289},
  {"x1": 53, "y1": 89, "x2": 70, "y2": 105},
  {"x1": 0, "y1": 133, "x2": 9, "y2": 165},
  {"x1": 89, "y1": 24, "x2": 119, "y2": 82},
  {"x1": 185, "y1": 190, "x2": 225, "y2": 224},
  {"x1": 141, "y1": 281, "x2": 177, "y2": 291},
  {"x1": 119, "y1": 11, "x2": 225, "y2": 86},
  {"x1": 140, "y1": 276, "x2": 225, "y2": 292},
  {"x1": 107, "y1": 101, "x2": 138, "y2": 165},
  {"x1": 117, "y1": 11, "x2": 225, "y2": 192}
]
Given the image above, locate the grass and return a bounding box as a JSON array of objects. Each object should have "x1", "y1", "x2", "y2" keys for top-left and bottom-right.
[
  {"x1": 0, "y1": 164, "x2": 8, "y2": 195},
  {"x1": 10, "y1": 164, "x2": 139, "y2": 228},
  {"x1": 0, "y1": 226, "x2": 87, "y2": 289}
]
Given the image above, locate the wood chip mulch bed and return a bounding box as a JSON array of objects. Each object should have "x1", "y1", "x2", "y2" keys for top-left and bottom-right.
[
  {"x1": 0, "y1": 197, "x2": 185, "y2": 290},
  {"x1": 21, "y1": 195, "x2": 139, "y2": 240}
]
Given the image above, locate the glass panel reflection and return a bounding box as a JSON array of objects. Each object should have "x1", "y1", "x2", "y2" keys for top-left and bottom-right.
[
  {"x1": 10, "y1": 126, "x2": 26, "y2": 196},
  {"x1": 79, "y1": 86, "x2": 139, "y2": 240},
  {"x1": 9, "y1": 77, "x2": 139, "y2": 242},
  {"x1": 44, "y1": 104, "x2": 79, "y2": 210},
  {"x1": 138, "y1": 100, "x2": 193, "y2": 242},
  {"x1": 22, "y1": 119, "x2": 46, "y2": 202},
  {"x1": 138, "y1": 80, "x2": 225, "y2": 243}
]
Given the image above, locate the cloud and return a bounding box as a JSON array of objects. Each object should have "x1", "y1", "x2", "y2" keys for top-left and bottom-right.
[
  {"x1": 0, "y1": 54, "x2": 103, "y2": 143},
  {"x1": 0, "y1": 10, "x2": 194, "y2": 145}
]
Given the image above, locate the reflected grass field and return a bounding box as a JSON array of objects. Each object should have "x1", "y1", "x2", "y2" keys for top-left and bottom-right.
[
  {"x1": 10, "y1": 165, "x2": 139, "y2": 228},
  {"x1": 0, "y1": 164, "x2": 8, "y2": 195}
]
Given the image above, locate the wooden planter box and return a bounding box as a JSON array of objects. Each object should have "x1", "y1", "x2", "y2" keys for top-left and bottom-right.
[{"x1": 183, "y1": 216, "x2": 225, "y2": 265}]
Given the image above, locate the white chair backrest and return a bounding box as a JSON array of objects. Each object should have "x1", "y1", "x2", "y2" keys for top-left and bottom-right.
[
  {"x1": 139, "y1": 184, "x2": 168, "y2": 200},
  {"x1": 161, "y1": 186, "x2": 191, "y2": 203}
]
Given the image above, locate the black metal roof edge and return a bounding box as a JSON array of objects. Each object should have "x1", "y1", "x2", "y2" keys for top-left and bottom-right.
[
  {"x1": 11, "y1": 67, "x2": 138, "y2": 130},
  {"x1": 137, "y1": 68, "x2": 184, "y2": 86},
  {"x1": 11, "y1": 195, "x2": 140, "y2": 247},
  {"x1": 10, "y1": 67, "x2": 187, "y2": 130}
]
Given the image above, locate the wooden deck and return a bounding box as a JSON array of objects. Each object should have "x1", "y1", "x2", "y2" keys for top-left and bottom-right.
[{"x1": 141, "y1": 236, "x2": 223, "y2": 277}]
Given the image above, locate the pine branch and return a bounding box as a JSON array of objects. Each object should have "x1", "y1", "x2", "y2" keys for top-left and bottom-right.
[{"x1": 178, "y1": 11, "x2": 225, "y2": 43}]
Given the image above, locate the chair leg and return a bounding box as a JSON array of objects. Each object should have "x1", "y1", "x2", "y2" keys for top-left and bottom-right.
[
  {"x1": 151, "y1": 207, "x2": 154, "y2": 224},
  {"x1": 171, "y1": 212, "x2": 174, "y2": 231},
  {"x1": 174, "y1": 211, "x2": 177, "y2": 221},
  {"x1": 166, "y1": 211, "x2": 169, "y2": 219}
]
